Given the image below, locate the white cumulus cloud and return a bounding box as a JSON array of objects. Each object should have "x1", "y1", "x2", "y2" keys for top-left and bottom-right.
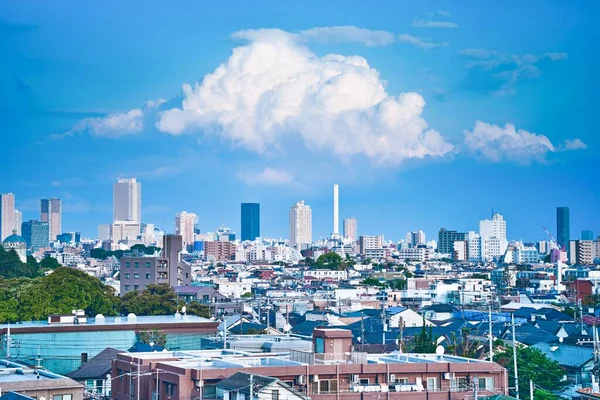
[
  {"x1": 66, "y1": 109, "x2": 144, "y2": 138},
  {"x1": 463, "y1": 121, "x2": 586, "y2": 164},
  {"x1": 156, "y1": 28, "x2": 452, "y2": 164},
  {"x1": 398, "y1": 34, "x2": 448, "y2": 49},
  {"x1": 238, "y1": 167, "x2": 294, "y2": 186}
]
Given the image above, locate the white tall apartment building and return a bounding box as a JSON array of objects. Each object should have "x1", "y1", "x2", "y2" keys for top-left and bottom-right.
[
  {"x1": 467, "y1": 231, "x2": 481, "y2": 263},
  {"x1": 479, "y1": 213, "x2": 508, "y2": 259},
  {"x1": 113, "y1": 177, "x2": 141, "y2": 223},
  {"x1": 359, "y1": 235, "x2": 384, "y2": 255},
  {"x1": 289, "y1": 201, "x2": 312, "y2": 248},
  {"x1": 343, "y1": 217, "x2": 357, "y2": 241},
  {"x1": 175, "y1": 211, "x2": 197, "y2": 248},
  {"x1": 41, "y1": 198, "x2": 62, "y2": 241},
  {"x1": 0, "y1": 193, "x2": 15, "y2": 241}
]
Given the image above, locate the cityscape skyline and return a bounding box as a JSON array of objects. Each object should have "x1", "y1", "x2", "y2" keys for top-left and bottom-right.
[{"x1": 0, "y1": 1, "x2": 598, "y2": 242}]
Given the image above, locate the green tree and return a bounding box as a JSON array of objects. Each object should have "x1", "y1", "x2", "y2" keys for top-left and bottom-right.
[
  {"x1": 0, "y1": 247, "x2": 43, "y2": 278},
  {"x1": 495, "y1": 346, "x2": 568, "y2": 400},
  {"x1": 119, "y1": 284, "x2": 178, "y2": 315},
  {"x1": 39, "y1": 257, "x2": 61, "y2": 270},
  {"x1": 0, "y1": 277, "x2": 34, "y2": 323},
  {"x1": 362, "y1": 278, "x2": 384, "y2": 287},
  {"x1": 10, "y1": 267, "x2": 119, "y2": 322},
  {"x1": 405, "y1": 323, "x2": 437, "y2": 353},
  {"x1": 241, "y1": 292, "x2": 254, "y2": 298},
  {"x1": 186, "y1": 301, "x2": 211, "y2": 318},
  {"x1": 315, "y1": 252, "x2": 347, "y2": 270},
  {"x1": 138, "y1": 328, "x2": 168, "y2": 347}
]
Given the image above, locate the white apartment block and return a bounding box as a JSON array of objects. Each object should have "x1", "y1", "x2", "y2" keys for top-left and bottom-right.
[
  {"x1": 343, "y1": 217, "x2": 357, "y2": 241},
  {"x1": 175, "y1": 211, "x2": 197, "y2": 248},
  {"x1": 0, "y1": 193, "x2": 15, "y2": 241},
  {"x1": 113, "y1": 177, "x2": 141, "y2": 223},
  {"x1": 289, "y1": 201, "x2": 312, "y2": 248},
  {"x1": 111, "y1": 221, "x2": 141, "y2": 243},
  {"x1": 303, "y1": 269, "x2": 348, "y2": 280},
  {"x1": 359, "y1": 235, "x2": 384, "y2": 255}
]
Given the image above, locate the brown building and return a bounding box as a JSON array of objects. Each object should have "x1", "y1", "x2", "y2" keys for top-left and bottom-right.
[
  {"x1": 111, "y1": 328, "x2": 508, "y2": 400},
  {"x1": 205, "y1": 241, "x2": 236, "y2": 262},
  {"x1": 120, "y1": 234, "x2": 191, "y2": 294}
]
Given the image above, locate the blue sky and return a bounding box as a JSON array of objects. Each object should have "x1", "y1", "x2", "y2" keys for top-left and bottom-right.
[{"x1": 1, "y1": 0, "x2": 598, "y2": 242}]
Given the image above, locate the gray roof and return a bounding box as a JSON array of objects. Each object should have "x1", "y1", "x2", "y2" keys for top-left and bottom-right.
[
  {"x1": 532, "y1": 343, "x2": 594, "y2": 368},
  {"x1": 0, "y1": 393, "x2": 35, "y2": 400},
  {"x1": 217, "y1": 371, "x2": 278, "y2": 393},
  {"x1": 66, "y1": 347, "x2": 120, "y2": 380}
]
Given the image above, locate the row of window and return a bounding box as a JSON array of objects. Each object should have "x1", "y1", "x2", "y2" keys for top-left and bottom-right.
[
  {"x1": 29, "y1": 396, "x2": 72, "y2": 400},
  {"x1": 124, "y1": 261, "x2": 152, "y2": 268},
  {"x1": 310, "y1": 376, "x2": 495, "y2": 393},
  {"x1": 124, "y1": 285, "x2": 139, "y2": 291},
  {"x1": 123, "y1": 273, "x2": 152, "y2": 279}
]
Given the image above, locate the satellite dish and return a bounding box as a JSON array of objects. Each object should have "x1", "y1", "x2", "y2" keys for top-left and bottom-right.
[{"x1": 435, "y1": 345, "x2": 445, "y2": 356}]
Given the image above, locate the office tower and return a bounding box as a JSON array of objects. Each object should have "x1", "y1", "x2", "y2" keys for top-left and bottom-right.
[
  {"x1": 438, "y1": 229, "x2": 467, "y2": 254},
  {"x1": 40, "y1": 198, "x2": 62, "y2": 241},
  {"x1": 343, "y1": 217, "x2": 357, "y2": 241},
  {"x1": 13, "y1": 210, "x2": 22, "y2": 235},
  {"x1": 175, "y1": 211, "x2": 197, "y2": 248},
  {"x1": 241, "y1": 203, "x2": 260, "y2": 241},
  {"x1": 217, "y1": 226, "x2": 236, "y2": 242},
  {"x1": 98, "y1": 224, "x2": 111, "y2": 241},
  {"x1": 111, "y1": 221, "x2": 141, "y2": 243},
  {"x1": 332, "y1": 184, "x2": 339, "y2": 239},
  {"x1": 113, "y1": 177, "x2": 141, "y2": 223},
  {"x1": 582, "y1": 230, "x2": 594, "y2": 241},
  {"x1": 0, "y1": 193, "x2": 15, "y2": 241},
  {"x1": 21, "y1": 220, "x2": 50, "y2": 252},
  {"x1": 289, "y1": 201, "x2": 312, "y2": 248},
  {"x1": 556, "y1": 207, "x2": 570, "y2": 250}
]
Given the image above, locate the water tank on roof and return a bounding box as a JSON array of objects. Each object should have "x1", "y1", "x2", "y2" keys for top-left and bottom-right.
[
  {"x1": 127, "y1": 313, "x2": 137, "y2": 322},
  {"x1": 95, "y1": 314, "x2": 105, "y2": 323}
]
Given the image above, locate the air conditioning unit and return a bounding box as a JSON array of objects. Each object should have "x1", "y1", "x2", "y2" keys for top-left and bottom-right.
[
  {"x1": 312, "y1": 375, "x2": 319, "y2": 383},
  {"x1": 444, "y1": 372, "x2": 456, "y2": 380},
  {"x1": 297, "y1": 375, "x2": 306, "y2": 385},
  {"x1": 389, "y1": 374, "x2": 396, "y2": 383},
  {"x1": 352, "y1": 374, "x2": 360, "y2": 384}
]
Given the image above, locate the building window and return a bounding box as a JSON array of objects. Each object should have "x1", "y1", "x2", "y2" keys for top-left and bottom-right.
[
  {"x1": 134, "y1": 262, "x2": 139, "y2": 268},
  {"x1": 427, "y1": 377, "x2": 438, "y2": 391},
  {"x1": 452, "y1": 377, "x2": 468, "y2": 391},
  {"x1": 478, "y1": 377, "x2": 494, "y2": 391},
  {"x1": 146, "y1": 273, "x2": 151, "y2": 279},
  {"x1": 134, "y1": 285, "x2": 139, "y2": 290},
  {"x1": 125, "y1": 285, "x2": 130, "y2": 291},
  {"x1": 124, "y1": 273, "x2": 130, "y2": 279},
  {"x1": 165, "y1": 382, "x2": 176, "y2": 396},
  {"x1": 271, "y1": 390, "x2": 279, "y2": 400},
  {"x1": 397, "y1": 377, "x2": 409, "y2": 384},
  {"x1": 134, "y1": 273, "x2": 139, "y2": 279},
  {"x1": 146, "y1": 262, "x2": 151, "y2": 267},
  {"x1": 53, "y1": 396, "x2": 72, "y2": 400},
  {"x1": 311, "y1": 380, "x2": 338, "y2": 394},
  {"x1": 359, "y1": 378, "x2": 369, "y2": 385},
  {"x1": 125, "y1": 262, "x2": 130, "y2": 268}
]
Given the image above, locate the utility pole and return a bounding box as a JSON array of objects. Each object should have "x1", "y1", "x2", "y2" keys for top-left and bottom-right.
[
  {"x1": 511, "y1": 313, "x2": 520, "y2": 399},
  {"x1": 223, "y1": 317, "x2": 227, "y2": 349},
  {"x1": 473, "y1": 375, "x2": 479, "y2": 400},
  {"x1": 6, "y1": 323, "x2": 10, "y2": 360},
  {"x1": 156, "y1": 368, "x2": 159, "y2": 400},
  {"x1": 137, "y1": 357, "x2": 141, "y2": 400},
  {"x1": 489, "y1": 304, "x2": 493, "y2": 362},
  {"x1": 249, "y1": 373, "x2": 254, "y2": 400},
  {"x1": 529, "y1": 380, "x2": 534, "y2": 400}
]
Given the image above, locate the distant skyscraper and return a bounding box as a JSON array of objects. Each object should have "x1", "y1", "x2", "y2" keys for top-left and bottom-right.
[
  {"x1": 409, "y1": 230, "x2": 426, "y2": 247},
  {"x1": 343, "y1": 217, "x2": 357, "y2": 241},
  {"x1": 332, "y1": 184, "x2": 340, "y2": 239},
  {"x1": 13, "y1": 210, "x2": 22, "y2": 235},
  {"x1": 582, "y1": 230, "x2": 594, "y2": 241},
  {"x1": 22, "y1": 220, "x2": 50, "y2": 252},
  {"x1": 113, "y1": 177, "x2": 141, "y2": 223},
  {"x1": 479, "y1": 213, "x2": 508, "y2": 260},
  {"x1": 0, "y1": 193, "x2": 15, "y2": 241},
  {"x1": 289, "y1": 201, "x2": 312, "y2": 248},
  {"x1": 556, "y1": 207, "x2": 570, "y2": 250},
  {"x1": 175, "y1": 211, "x2": 197, "y2": 248},
  {"x1": 241, "y1": 203, "x2": 260, "y2": 241},
  {"x1": 40, "y1": 198, "x2": 62, "y2": 241}
]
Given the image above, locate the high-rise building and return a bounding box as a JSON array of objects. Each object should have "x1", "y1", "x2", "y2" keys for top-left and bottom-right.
[
  {"x1": 569, "y1": 240, "x2": 594, "y2": 265},
  {"x1": 582, "y1": 230, "x2": 594, "y2": 241},
  {"x1": 111, "y1": 221, "x2": 141, "y2": 243},
  {"x1": 359, "y1": 235, "x2": 383, "y2": 255},
  {"x1": 343, "y1": 217, "x2": 357, "y2": 241},
  {"x1": 13, "y1": 210, "x2": 22, "y2": 235},
  {"x1": 113, "y1": 177, "x2": 141, "y2": 223},
  {"x1": 40, "y1": 198, "x2": 62, "y2": 241},
  {"x1": 332, "y1": 184, "x2": 340, "y2": 239},
  {"x1": 289, "y1": 201, "x2": 312, "y2": 249},
  {"x1": 556, "y1": 207, "x2": 570, "y2": 250},
  {"x1": 21, "y1": 220, "x2": 50, "y2": 252},
  {"x1": 438, "y1": 229, "x2": 467, "y2": 254},
  {"x1": 479, "y1": 213, "x2": 508, "y2": 258},
  {"x1": 175, "y1": 211, "x2": 197, "y2": 248},
  {"x1": 0, "y1": 193, "x2": 15, "y2": 241},
  {"x1": 241, "y1": 203, "x2": 260, "y2": 241},
  {"x1": 98, "y1": 224, "x2": 111, "y2": 241},
  {"x1": 408, "y1": 230, "x2": 426, "y2": 247}
]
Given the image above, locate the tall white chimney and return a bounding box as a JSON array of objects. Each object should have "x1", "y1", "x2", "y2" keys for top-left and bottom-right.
[{"x1": 333, "y1": 184, "x2": 339, "y2": 237}]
